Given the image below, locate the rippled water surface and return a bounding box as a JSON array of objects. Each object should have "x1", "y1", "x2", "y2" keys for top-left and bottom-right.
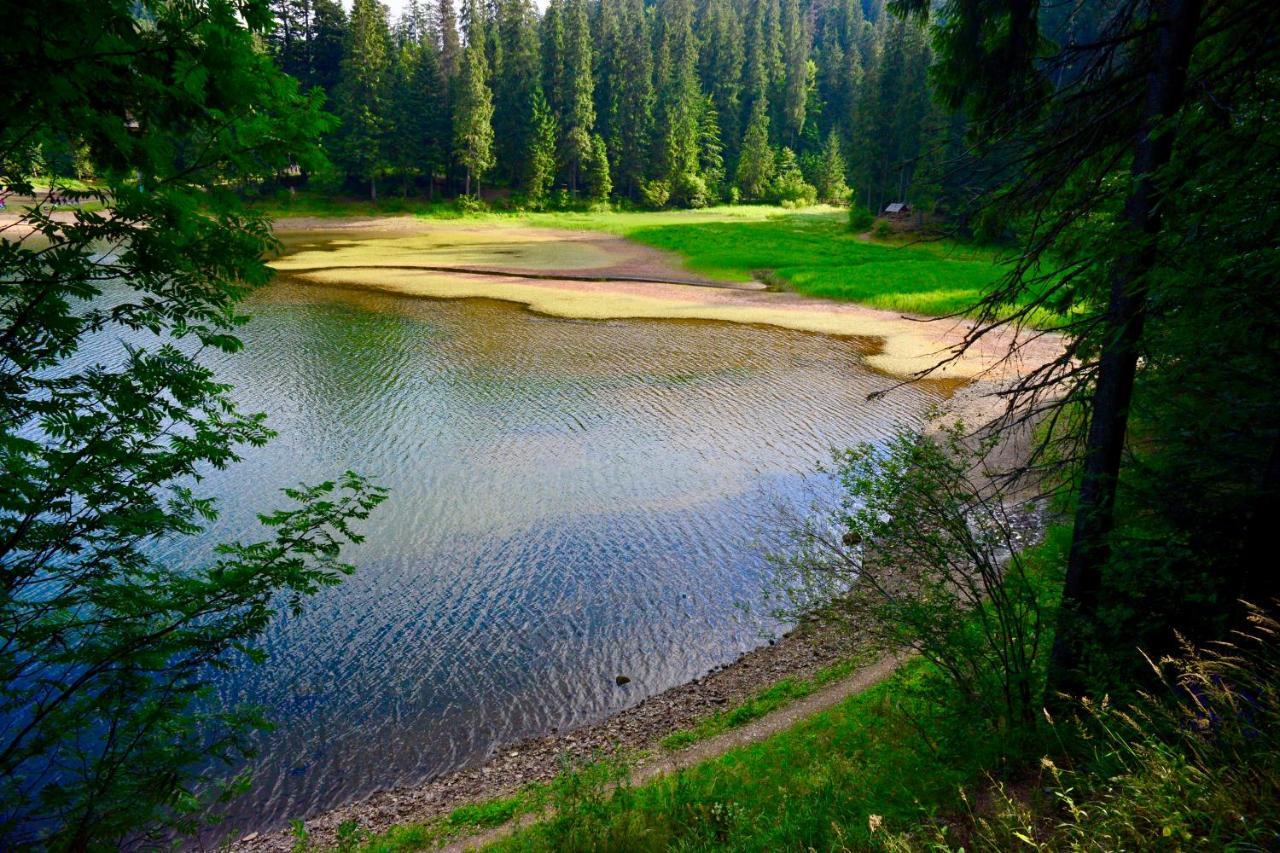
[{"x1": 155, "y1": 279, "x2": 939, "y2": 833}]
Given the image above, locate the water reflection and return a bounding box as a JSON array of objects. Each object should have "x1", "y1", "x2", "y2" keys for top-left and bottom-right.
[{"x1": 147, "y1": 279, "x2": 937, "y2": 833}]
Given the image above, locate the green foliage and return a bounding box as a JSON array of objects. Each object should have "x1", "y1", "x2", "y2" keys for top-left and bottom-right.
[
  {"x1": 848, "y1": 203, "x2": 874, "y2": 231},
  {"x1": 335, "y1": 0, "x2": 392, "y2": 199},
  {"x1": 886, "y1": 606, "x2": 1280, "y2": 850},
  {"x1": 453, "y1": 0, "x2": 496, "y2": 194},
  {"x1": 734, "y1": 104, "x2": 774, "y2": 201},
  {"x1": 639, "y1": 180, "x2": 672, "y2": 210},
  {"x1": 775, "y1": 425, "x2": 1059, "y2": 732},
  {"x1": 0, "y1": 0, "x2": 385, "y2": 846},
  {"x1": 524, "y1": 89, "x2": 559, "y2": 207},
  {"x1": 769, "y1": 146, "x2": 817, "y2": 206},
  {"x1": 584, "y1": 134, "x2": 612, "y2": 201},
  {"x1": 815, "y1": 130, "x2": 851, "y2": 204}
]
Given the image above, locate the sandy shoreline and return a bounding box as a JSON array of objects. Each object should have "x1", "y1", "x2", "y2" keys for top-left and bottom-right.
[{"x1": 269, "y1": 215, "x2": 1059, "y2": 383}]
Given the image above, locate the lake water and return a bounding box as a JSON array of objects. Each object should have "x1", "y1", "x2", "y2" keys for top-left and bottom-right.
[{"x1": 155, "y1": 278, "x2": 938, "y2": 833}]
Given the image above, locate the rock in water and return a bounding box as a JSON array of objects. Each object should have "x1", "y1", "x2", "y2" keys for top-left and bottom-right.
[{"x1": 615, "y1": 675, "x2": 631, "y2": 686}]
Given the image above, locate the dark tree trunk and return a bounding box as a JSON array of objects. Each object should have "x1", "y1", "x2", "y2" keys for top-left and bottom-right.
[
  {"x1": 1047, "y1": 0, "x2": 1202, "y2": 702},
  {"x1": 370, "y1": 176, "x2": 377, "y2": 203}
]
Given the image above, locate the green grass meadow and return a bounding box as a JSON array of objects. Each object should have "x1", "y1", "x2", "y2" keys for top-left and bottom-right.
[{"x1": 260, "y1": 195, "x2": 1049, "y2": 323}]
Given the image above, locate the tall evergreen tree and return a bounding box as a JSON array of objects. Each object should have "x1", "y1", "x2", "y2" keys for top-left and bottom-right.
[
  {"x1": 654, "y1": 0, "x2": 703, "y2": 204},
  {"x1": 454, "y1": 0, "x2": 495, "y2": 195},
  {"x1": 525, "y1": 88, "x2": 559, "y2": 204},
  {"x1": 736, "y1": 101, "x2": 774, "y2": 200},
  {"x1": 494, "y1": 0, "x2": 541, "y2": 186},
  {"x1": 698, "y1": 96, "x2": 728, "y2": 200},
  {"x1": 560, "y1": 0, "x2": 596, "y2": 194},
  {"x1": 335, "y1": 0, "x2": 391, "y2": 200},
  {"x1": 438, "y1": 0, "x2": 461, "y2": 79},
  {"x1": 814, "y1": 129, "x2": 850, "y2": 203},
  {"x1": 585, "y1": 133, "x2": 613, "y2": 200},
  {"x1": 779, "y1": 0, "x2": 809, "y2": 145},
  {"x1": 610, "y1": 0, "x2": 654, "y2": 198},
  {"x1": 698, "y1": 0, "x2": 744, "y2": 164}
]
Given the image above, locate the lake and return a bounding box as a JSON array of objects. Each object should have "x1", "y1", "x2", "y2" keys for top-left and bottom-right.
[{"x1": 147, "y1": 277, "x2": 939, "y2": 833}]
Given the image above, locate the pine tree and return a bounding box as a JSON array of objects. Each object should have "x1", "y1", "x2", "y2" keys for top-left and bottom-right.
[
  {"x1": 585, "y1": 133, "x2": 613, "y2": 201},
  {"x1": 654, "y1": 0, "x2": 702, "y2": 206},
  {"x1": 560, "y1": 0, "x2": 595, "y2": 194},
  {"x1": 384, "y1": 43, "x2": 422, "y2": 195},
  {"x1": 309, "y1": 0, "x2": 348, "y2": 98},
  {"x1": 336, "y1": 0, "x2": 391, "y2": 200},
  {"x1": 779, "y1": 0, "x2": 809, "y2": 145},
  {"x1": 698, "y1": 97, "x2": 727, "y2": 202},
  {"x1": 413, "y1": 36, "x2": 450, "y2": 199},
  {"x1": 525, "y1": 88, "x2": 559, "y2": 205},
  {"x1": 494, "y1": 0, "x2": 540, "y2": 186},
  {"x1": 698, "y1": 0, "x2": 744, "y2": 163},
  {"x1": 611, "y1": 0, "x2": 653, "y2": 198},
  {"x1": 454, "y1": 0, "x2": 495, "y2": 196},
  {"x1": 814, "y1": 129, "x2": 851, "y2": 203},
  {"x1": 540, "y1": 0, "x2": 566, "y2": 123},
  {"x1": 438, "y1": 0, "x2": 461, "y2": 79},
  {"x1": 736, "y1": 102, "x2": 774, "y2": 201}
]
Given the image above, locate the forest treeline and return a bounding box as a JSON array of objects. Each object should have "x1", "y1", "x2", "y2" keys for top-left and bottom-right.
[{"x1": 265, "y1": 0, "x2": 951, "y2": 211}]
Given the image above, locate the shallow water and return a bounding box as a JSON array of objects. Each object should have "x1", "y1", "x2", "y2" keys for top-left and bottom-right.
[{"x1": 141, "y1": 278, "x2": 939, "y2": 834}]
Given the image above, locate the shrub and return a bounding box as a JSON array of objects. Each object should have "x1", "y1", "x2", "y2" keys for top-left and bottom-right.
[
  {"x1": 770, "y1": 147, "x2": 817, "y2": 207},
  {"x1": 639, "y1": 179, "x2": 671, "y2": 210},
  {"x1": 454, "y1": 194, "x2": 488, "y2": 214},
  {"x1": 848, "y1": 204, "x2": 874, "y2": 231},
  {"x1": 773, "y1": 423, "x2": 1051, "y2": 732},
  {"x1": 873, "y1": 219, "x2": 893, "y2": 239},
  {"x1": 671, "y1": 172, "x2": 709, "y2": 209}
]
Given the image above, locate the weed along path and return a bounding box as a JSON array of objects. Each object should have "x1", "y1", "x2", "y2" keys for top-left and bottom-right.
[
  {"x1": 270, "y1": 214, "x2": 1060, "y2": 383},
  {"x1": 441, "y1": 651, "x2": 912, "y2": 853}
]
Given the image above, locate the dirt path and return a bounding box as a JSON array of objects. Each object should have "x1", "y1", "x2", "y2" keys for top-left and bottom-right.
[{"x1": 441, "y1": 651, "x2": 911, "y2": 852}]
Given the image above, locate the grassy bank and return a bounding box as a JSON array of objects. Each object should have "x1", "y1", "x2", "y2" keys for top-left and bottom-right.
[
  {"x1": 338, "y1": 527, "x2": 1069, "y2": 853},
  {"x1": 260, "y1": 195, "x2": 1050, "y2": 323}
]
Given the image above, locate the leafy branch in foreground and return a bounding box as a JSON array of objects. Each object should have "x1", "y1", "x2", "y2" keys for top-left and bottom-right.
[
  {"x1": 1, "y1": 0, "x2": 385, "y2": 846},
  {"x1": 772, "y1": 424, "x2": 1051, "y2": 732}
]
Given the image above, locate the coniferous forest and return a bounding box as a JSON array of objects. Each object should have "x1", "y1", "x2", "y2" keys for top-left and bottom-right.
[{"x1": 265, "y1": 0, "x2": 956, "y2": 212}]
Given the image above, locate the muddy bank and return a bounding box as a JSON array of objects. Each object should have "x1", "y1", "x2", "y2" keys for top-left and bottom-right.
[{"x1": 230, "y1": 621, "x2": 863, "y2": 851}]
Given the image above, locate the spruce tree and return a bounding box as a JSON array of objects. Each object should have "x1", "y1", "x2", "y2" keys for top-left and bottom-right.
[
  {"x1": 611, "y1": 0, "x2": 654, "y2": 198},
  {"x1": 735, "y1": 102, "x2": 774, "y2": 201},
  {"x1": 560, "y1": 0, "x2": 596, "y2": 194},
  {"x1": 698, "y1": 97, "x2": 728, "y2": 202},
  {"x1": 586, "y1": 133, "x2": 613, "y2": 201},
  {"x1": 525, "y1": 88, "x2": 559, "y2": 205},
  {"x1": 438, "y1": 0, "x2": 461, "y2": 79},
  {"x1": 698, "y1": 0, "x2": 744, "y2": 163},
  {"x1": 336, "y1": 0, "x2": 391, "y2": 200},
  {"x1": 453, "y1": 0, "x2": 495, "y2": 196},
  {"x1": 494, "y1": 0, "x2": 541, "y2": 186},
  {"x1": 814, "y1": 129, "x2": 851, "y2": 203},
  {"x1": 654, "y1": 0, "x2": 703, "y2": 206},
  {"x1": 779, "y1": 0, "x2": 808, "y2": 145}
]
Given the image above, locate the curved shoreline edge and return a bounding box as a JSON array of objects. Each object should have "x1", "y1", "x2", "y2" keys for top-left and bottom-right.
[
  {"x1": 269, "y1": 216, "x2": 1061, "y2": 384},
  {"x1": 227, "y1": 216, "x2": 1062, "y2": 851},
  {"x1": 230, "y1": 621, "x2": 877, "y2": 852}
]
